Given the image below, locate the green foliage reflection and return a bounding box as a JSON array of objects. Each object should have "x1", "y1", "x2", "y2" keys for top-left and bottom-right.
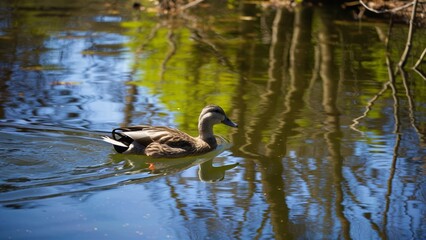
[{"x1": 122, "y1": 12, "x2": 239, "y2": 133}]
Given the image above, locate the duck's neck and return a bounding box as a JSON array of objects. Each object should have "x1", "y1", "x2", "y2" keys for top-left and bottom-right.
[{"x1": 198, "y1": 120, "x2": 217, "y2": 148}]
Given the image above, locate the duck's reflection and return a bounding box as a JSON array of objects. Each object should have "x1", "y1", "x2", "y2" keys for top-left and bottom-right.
[
  {"x1": 199, "y1": 159, "x2": 239, "y2": 182},
  {"x1": 109, "y1": 135, "x2": 238, "y2": 182},
  {"x1": 111, "y1": 153, "x2": 238, "y2": 182}
]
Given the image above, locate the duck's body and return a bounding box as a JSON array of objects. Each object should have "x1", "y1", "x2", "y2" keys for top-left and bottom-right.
[{"x1": 102, "y1": 105, "x2": 237, "y2": 158}]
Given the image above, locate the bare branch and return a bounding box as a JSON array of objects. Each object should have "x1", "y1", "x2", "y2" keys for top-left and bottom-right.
[
  {"x1": 180, "y1": 0, "x2": 205, "y2": 11},
  {"x1": 359, "y1": 0, "x2": 414, "y2": 13},
  {"x1": 350, "y1": 17, "x2": 394, "y2": 134},
  {"x1": 399, "y1": 67, "x2": 424, "y2": 140},
  {"x1": 398, "y1": 0, "x2": 419, "y2": 68},
  {"x1": 350, "y1": 81, "x2": 390, "y2": 134},
  {"x1": 413, "y1": 47, "x2": 426, "y2": 69},
  {"x1": 160, "y1": 30, "x2": 177, "y2": 81},
  {"x1": 413, "y1": 47, "x2": 426, "y2": 80}
]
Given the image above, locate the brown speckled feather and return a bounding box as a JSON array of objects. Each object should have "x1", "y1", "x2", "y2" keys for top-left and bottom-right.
[{"x1": 112, "y1": 125, "x2": 211, "y2": 158}]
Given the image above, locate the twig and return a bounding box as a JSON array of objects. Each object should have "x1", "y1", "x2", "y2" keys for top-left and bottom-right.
[
  {"x1": 413, "y1": 47, "x2": 426, "y2": 69},
  {"x1": 350, "y1": 81, "x2": 390, "y2": 134},
  {"x1": 413, "y1": 47, "x2": 426, "y2": 80},
  {"x1": 398, "y1": 0, "x2": 419, "y2": 68},
  {"x1": 183, "y1": 22, "x2": 236, "y2": 72},
  {"x1": 350, "y1": 17, "x2": 393, "y2": 134},
  {"x1": 180, "y1": 0, "x2": 205, "y2": 11},
  {"x1": 413, "y1": 67, "x2": 426, "y2": 80},
  {"x1": 383, "y1": 55, "x2": 401, "y2": 233},
  {"x1": 359, "y1": 0, "x2": 414, "y2": 13},
  {"x1": 136, "y1": 23, "x2": 163, "y2": 55},
  {"x1": 383, "y1": 124, "x2": 401, "y2": 235},
  {"x1": 399, "y1": 67, "x2": 424, "y2": 140},
  {"x1": 414, "y1": 68, "x2": 426, "y2": 81},
  {"x1": 160, "y1": 29, "x2": 177, "y2": 81}
]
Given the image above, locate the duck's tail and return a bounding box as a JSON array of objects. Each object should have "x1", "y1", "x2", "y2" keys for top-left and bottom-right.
[{"x1": 101, "y1": 136, "x2": 128, "y2": 148}]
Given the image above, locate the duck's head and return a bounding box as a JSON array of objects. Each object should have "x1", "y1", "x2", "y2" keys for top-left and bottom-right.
[{"x1": 199, "y1": 105, "x2": 238, "y2": 128}]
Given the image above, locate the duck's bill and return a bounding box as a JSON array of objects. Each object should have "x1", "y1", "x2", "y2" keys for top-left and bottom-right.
[{"x1": 222, "y1": 118, "x2": 238, "y2": 128}]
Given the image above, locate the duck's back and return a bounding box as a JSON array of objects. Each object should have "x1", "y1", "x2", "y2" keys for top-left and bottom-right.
[{"x1": 119, "y1": 125, "x2": 211, "y2": 158}]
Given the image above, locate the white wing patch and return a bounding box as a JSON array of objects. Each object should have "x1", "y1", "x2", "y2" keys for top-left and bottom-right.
[
  {"x1": 123, "y1": 129, "x2": 170, "y2": 141},
  {"x1": 102, "y1": 136, "x2": 128, "y2": 147}
]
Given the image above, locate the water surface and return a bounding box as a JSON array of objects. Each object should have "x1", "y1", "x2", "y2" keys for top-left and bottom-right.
[{"x1": 0, "y1": 0, "x2": 425, "y2": 239}]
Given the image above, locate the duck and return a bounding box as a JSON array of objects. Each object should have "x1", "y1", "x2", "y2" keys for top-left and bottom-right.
[{"x1": 102, "y1": 105, "x2": 238, "y2": 158}]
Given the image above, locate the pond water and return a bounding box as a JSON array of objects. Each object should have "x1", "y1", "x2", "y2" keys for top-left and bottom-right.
[{"x1": 0, "y1": 0, "x2": 425, "y2": 239}]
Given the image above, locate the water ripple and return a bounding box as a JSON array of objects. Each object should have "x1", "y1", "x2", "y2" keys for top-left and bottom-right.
[{"x1": 0, "y1": 124, "x2": 235, "y2": 205}]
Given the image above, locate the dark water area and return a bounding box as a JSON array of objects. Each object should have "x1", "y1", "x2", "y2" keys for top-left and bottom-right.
[{"x1": 0, "y1": 0, "x2": 425, "y2": 239}]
